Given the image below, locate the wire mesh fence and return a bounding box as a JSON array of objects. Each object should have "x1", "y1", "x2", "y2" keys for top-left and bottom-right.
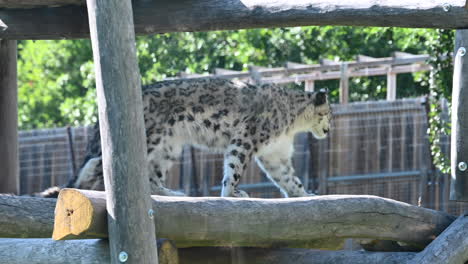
[{"x1": 17, "y1": 98, "x2": 468, "y2": 215}]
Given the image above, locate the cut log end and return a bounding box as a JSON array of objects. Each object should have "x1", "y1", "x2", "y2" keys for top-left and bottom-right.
[{"x1": 53, "y1": 188, "x2": 106, "y2": 240}]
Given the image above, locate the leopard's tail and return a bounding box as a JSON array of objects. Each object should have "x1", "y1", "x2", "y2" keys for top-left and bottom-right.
[{"x1": 36, "y1": 122, "x2": 103, "y2": 198}]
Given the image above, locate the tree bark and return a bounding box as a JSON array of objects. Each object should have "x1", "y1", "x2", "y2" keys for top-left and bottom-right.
[
  {"x1": 86, "y1": 0, "x2": 158, "y2": 262},
  {"x1": 0, "y1": 238, "x2": 179, "y2": 264},
  {"x1": 1, "y1": 1, "x2": 468, "y2": 40},
  {"x1": 0, "y1": 39, "x2": 18, "y2": 195},
  {"x1": 178, "y1": 247, "x2": 416, "y2": 264},
  {"x1": 450, "y1": 29, "x2": 468, "y2": 201},
  {"x1": 53, "y1": 189, "x2": 455, "y2": 249},
  {"x1": 0, "y1": 195, "x2": 55, "y2": 238},
  {"x1": 408, "y1": 214, "x2": 468, "y2": 264}
]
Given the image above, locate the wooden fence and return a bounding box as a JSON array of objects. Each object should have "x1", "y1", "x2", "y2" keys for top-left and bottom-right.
[{"x1": 18, "y1": 98, "x2": 467, "y2": 215}]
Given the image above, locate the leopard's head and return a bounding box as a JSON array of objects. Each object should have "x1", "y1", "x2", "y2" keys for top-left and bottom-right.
[{"x1": 304, "y1": 89, "x2": 331, "y2": 139}]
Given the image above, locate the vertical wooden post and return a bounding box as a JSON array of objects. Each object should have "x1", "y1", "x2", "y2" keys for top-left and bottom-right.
[
  {"x1": 305, "y1": 80, "x2": 315, "y2": 92},
  {"x1": 386, "y1": 69, "x2": 397, "y2": 101},
  {"x1": 86, "y1": 0, "x2": 158, "y2": 263},
  {"x1": 339, "y1": 63, "x2": 349, "y2": 104},
  {"x1": 450, "y1": 30, "x2": 468, "y2": 201},
  {"x1": 0, "y1": 40, "x2": 19, "y2": 195}
]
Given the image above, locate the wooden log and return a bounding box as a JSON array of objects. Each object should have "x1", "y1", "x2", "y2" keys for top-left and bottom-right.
[
  {"x1": 0, "y1": 39, "x2": 18, "y2": 195},
  {"x1": 450, "y1": 29, "x2": 468, "y2": 201},
  {"x1": 0, "y1": 195, "x2": 55, "y2": 238},
  {"x1": 86, "y1": 0, "x2": 158, "y2": 263},
  {"x1": 177, "y1": 247, "x2": 416, "y2": 264},
  {"x1": 0, "y1": 0, "x2": 83, "y2": 9},
  {"x1": 53, "y1": 189, "x2": 455, "y2": 249},
  {"x1": 0, "y1": 1, "x2": 467, "y2": 40},
  {"x1": 0, "y1": 238, "x2": 179, "y2": 264},
  {"x1": 408, "y1": 214, "x2": 468, "y2": 264}
]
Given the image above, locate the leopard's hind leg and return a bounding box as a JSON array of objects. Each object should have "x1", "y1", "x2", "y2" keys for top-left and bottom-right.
[
  {"x1": 220, "y1": 132, "x2": 257, "y2": 197},
  {"x1": 74, "y1": 156, "x2": 104, "y2": 190},
  {"x1": 255, "y1": 152, "x2": 312, "y2": 197},
  {"x1": 147, "y1": 138, "x2": 186, "y2": 196}
]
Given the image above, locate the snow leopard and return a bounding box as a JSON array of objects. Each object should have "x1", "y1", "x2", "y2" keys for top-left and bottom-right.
[{"x1": 50, "y1": 78, "x2": 331, "y2": 198}]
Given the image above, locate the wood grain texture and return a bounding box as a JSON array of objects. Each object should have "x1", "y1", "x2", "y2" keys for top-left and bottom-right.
[
  {"x1": 0, "y1": 238, "x2": 179, "y2": 264},
  {"x1": 0, "y1": 195, "x2": 55, "y2": 238},
  {"x1": 1, "y1": 0, "x2": 468, "y2": 39},
  {"x1": 86, "y1": 0, "x2": 158, "y2": 262},
  {"x1": 0, "y1": 39, "x2": 18, "y2": 195},
  {"x1": 408, "y1": 214, "x2": 468, "y2": 264},
  {"x1": 178, "y1": 247, "x2": 416, "y2": 264},
  {"x1": 450, "y1": 29, "x2": 468, "y2": 201},
  {"x1": 53, "y1": 189, "x2": 455, "y2": 250},
  {"x1": 0, "y1": 0, "x2": 83, "y2": 8}
]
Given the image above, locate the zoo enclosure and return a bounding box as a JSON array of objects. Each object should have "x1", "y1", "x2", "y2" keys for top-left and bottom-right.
[
  {"x1": 18, "y1": 98, "x2": 466, "y2": 216},
  {"x1": 17, "y1": 52, "x2": 466, "y2": 216}
]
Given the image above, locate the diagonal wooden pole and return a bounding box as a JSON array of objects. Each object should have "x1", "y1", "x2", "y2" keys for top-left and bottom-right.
[{"x1": 85, "y1": 0, "x2": 158, "y2": 263}]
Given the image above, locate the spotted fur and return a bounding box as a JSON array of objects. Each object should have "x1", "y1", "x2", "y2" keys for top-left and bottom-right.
[{"x1": 72, "y1": 78, "x2": 331, "y2": 197}]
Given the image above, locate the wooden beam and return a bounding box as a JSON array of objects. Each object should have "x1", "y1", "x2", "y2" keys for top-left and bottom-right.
[
  {"x1": 320, "y1": 58, "x2": 339, "y2": 65},
  {"x1": 0, "y1": 39, "x2": 18, "y2": 195},
  {"x1": 86, "y1": 0, "x2": 158, "y2": 263},
  {"x1": 0, "y1": 238, "x2": 179, "y2": 264},
  {"x1": 409, "y1": 214, "x2": 468, "y2": 264},
  {"x1": 356, "y1": 55, "x2": 381, "y2": 62},
  {"x1": 263, "y1": 64, "x2": 430, "y2": 84},
  {"x1": 1, "y1": 1, "x2": 468, "y2": 39},
  {"x1": 0, "y1": 0, "x2": 83, "y2": 9},
  {"x1": 178, "y1": 247, "x2": 416, "y2": 264},
  {"x1": 53, "y1": 189, "x2": 455, "y2": 249},
  {"x1": 450, "y1": 29, "x2": 468, "y2": 201},
  {"x1": 214, "y1": 68, "x2": 242, "y2": 75},
  {"x1": 0, "y1": 195, "x2": 55, "y2": 238}
]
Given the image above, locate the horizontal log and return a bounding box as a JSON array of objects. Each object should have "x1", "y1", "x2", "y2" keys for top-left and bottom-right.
[
  {"x1": 0, "y1": 238, "x2": 418, "y2": 264},
  {"x1": 178, "y1": 247, "x2": 416, "y2": 264},
  {"x1": 0, "y1": 238, "x2": 179, "y2": 264},
  {"x1": 0, "y1": 194, "x2": 55, "y2": 238},
  {"x1": 53, "y1": 189, "x2": 455, "y2": 249},
  {"x1": 0, "y1": 0, "x2": 83, "y2": 9},
  {"x1": 0, "y1": 1, "x2": 467, "y2": 39}
]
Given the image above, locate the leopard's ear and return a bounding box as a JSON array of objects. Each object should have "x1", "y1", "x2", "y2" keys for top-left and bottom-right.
[{"x1": 314, "y1": 89, "x2": 328, "y2": 106}]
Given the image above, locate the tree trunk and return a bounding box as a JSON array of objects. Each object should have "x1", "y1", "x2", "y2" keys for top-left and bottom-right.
[
  {"x1": 53, "y1": 189, "x2": 455, "y2": 249},
  {"x1": 86, "y1": 0, "x2": 158, "y2": 262},
  {"x1": 178, "y1": 247, "x2": 416, "y2": 264},
  {"x1": 0, "y1": 238, "x2": 178, "y2": 264},
  {"x1": 0, "y1": 195, "x2": 55, "y2": 238},
  {"x1": 0, "y1": 39, "x2": 18, "y2": 195},
  {"x1": 1, "y1": 1, "x2": 468, "y2": 40},
  {"x1": 450, "y1": 30, "x2": 468, "y2": 201}
]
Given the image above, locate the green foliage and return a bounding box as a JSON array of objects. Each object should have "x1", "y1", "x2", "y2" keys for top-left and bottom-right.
[
  {"x1": 426, "y1": 29, "x2": 454, "y2": 174},
  {"x1": 17, "y1": 39, "x2": 95, "y2": 129},
  {"x1": 17, "y1": 27, "x2": 443, "y2": 129}
]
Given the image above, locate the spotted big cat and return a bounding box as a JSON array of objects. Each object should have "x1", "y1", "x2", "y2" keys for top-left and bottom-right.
[{"x1": 65, "y1": 78, "x2": 331, "y2": 198}]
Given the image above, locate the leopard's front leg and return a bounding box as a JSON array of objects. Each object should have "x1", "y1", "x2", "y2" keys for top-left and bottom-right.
[{"x1": 221, "y1": 136, "x2": 255, "y2": 197}]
